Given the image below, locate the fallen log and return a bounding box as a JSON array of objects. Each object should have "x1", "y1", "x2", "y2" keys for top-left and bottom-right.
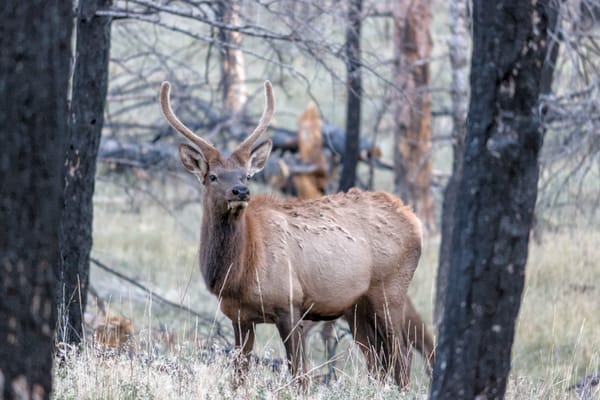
[
  {"x1": 98, "y1": 133, "x2": 391, "y2": 176},
  {"x1": 98, "y1": 136, "x2": 181, "y2": 171}
]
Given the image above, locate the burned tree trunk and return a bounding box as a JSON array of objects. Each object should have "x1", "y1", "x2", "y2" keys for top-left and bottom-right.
[
  {"x1": 392, "y1": 0, "x2": 434, "y2": 231},
  {"x1": 434, "y1": 0, "x2": 470, "y2": 330},
  {"x1": 0, "y1": 1, "x2": 73, "y2": 397},
  {"x1": 58, "y1": 0, "x2": 112, "y2": 346},
  {"x1": 339, "y1": 0, "x2": 363, "y2": 192},
  {"x1": 430, "y1": 1, "x2": 560, "y2": 399}
]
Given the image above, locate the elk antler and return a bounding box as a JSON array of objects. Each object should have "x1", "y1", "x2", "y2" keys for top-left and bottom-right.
[
  {"x1": 232, "y1": 81, "x2": 275, "y2": 158},
  {"x1": 160, "y1": 81, "x2": 220, "y2": 160}
]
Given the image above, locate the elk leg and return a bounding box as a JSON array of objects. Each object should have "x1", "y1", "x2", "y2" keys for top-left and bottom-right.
[
  {"x1": 276, "y1": 312, "x2": 307, "y2": 388},
  {"x1": 403, "y1": 297, "x2": 435, "y2": 375},
  {"x1": 302, "y1": 320, "x2": 338, "y2": 384},
  {"x1": 344, "y1": 298, "x2": 380, "y2": 376},
  {"x1": 396, "y1": 333, "x2": 412, "y2": 389},
  {"x1": 232, "y1": 321, "x2": 255, "y2": 387},
  {"x1": 369, "y1": 294, "x2": 412, "y2": 389},
  {"x1": 320, "y1": 321, "x2": 338, "y2": 384}
]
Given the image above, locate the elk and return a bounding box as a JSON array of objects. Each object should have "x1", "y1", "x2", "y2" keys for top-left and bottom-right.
[
  {"x1": 159, "y1": 80, "x2": 423, "y2": 389},
  {"x1": 291, "y1": 102, "x2": 435, "y2": 380}
]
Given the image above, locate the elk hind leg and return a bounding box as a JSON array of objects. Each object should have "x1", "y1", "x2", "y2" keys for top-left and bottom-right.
[
  {"x1": 403, "y1": 297, "x2": 435, "y2": 375},
  {"x1": 368, "y1": 294, "x2": 413, "y2": 389}
]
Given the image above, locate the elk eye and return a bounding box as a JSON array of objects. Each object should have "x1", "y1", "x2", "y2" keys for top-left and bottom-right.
[
  {"x1": 246, "y1": 174, "x2": 252, "y2": 180},
  {"x1": 208, "y1": 174, "x2": 217, "y2": 182}
]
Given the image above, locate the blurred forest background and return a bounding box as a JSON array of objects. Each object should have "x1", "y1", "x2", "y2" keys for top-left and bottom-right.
[{"x1": 1, "y1": 0, "x2": 599, "y2": 399}]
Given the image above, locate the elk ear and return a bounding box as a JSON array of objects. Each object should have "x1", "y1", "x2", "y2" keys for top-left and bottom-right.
[
  {"x1": 247, "y1": 140, "x2": 272, "y2": 176},
  {"x1": 179, "y1": 143, "x2": 208, "y2": 180}
]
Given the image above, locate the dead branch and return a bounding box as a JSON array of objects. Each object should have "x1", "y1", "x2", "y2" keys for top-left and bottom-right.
[{"x1": 89, "y1": 257, "x2": 230, "y2": 344}]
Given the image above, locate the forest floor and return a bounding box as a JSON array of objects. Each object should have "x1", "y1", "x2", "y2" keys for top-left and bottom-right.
[{"x1": 52, "y1": 179, "x2": 600, "y2": 399}]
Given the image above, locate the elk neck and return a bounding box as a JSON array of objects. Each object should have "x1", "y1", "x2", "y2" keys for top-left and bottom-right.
[{"x1": 198, "y1": 196, "x2": 261, "y2": 297}]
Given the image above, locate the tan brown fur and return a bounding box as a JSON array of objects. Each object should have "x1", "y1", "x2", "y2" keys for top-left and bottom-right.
[
  {"x1": 303, "y1": 297, "x2": 435, "y2": 381},
  {"x1": 160, "y1": 80, "x2": 423, "y2": 390},
  {"x1": 93, "y1": 315, "x2": 134, "y2": 352}
]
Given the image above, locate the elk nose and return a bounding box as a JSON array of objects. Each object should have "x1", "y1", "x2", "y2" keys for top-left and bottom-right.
[{"x1": 232, "y1": 185, "x2": 250, "y2": 201}]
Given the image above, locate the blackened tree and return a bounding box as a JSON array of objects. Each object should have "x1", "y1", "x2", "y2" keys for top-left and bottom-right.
[
  {"x1": 339, "y1": 0, "x2": 362, "y2": 192},
  {"x1": 0, "y1": 0, "x2": 73, "y2": 397},
  {"x1": 434, "y1": 0, "x2": 470, "y2": 330},
  {"x1": 430, "y1": 1, "x2": 560, "y2": 399},
  {"x1": 58, "y1": 0, "x2": 113, "y2": 346}
]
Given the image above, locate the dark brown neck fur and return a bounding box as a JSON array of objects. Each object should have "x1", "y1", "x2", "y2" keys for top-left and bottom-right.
[{"x1": 199, "y1": 196, "x2": 261, "y2": 297}]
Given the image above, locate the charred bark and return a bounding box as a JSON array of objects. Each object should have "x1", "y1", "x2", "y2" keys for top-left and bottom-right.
[
  {"x1": 58, "y1": 0, "x2": 112, "y2": 346},
  {"x1": 0, "y1": 0, "x2": 73, "y2": 397},
  {"x1": 430, "y1": 1, "x2": 561, "y2": 399},
  {"x1": 339, "y1": 0, "x2": 363, "y2": 192},
  {"x1": 435, "y1": 0, "x2": 470, "y2": 330}
]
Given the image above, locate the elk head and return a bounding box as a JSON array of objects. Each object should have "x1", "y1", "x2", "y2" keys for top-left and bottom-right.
[{"x1": 160, "y1": 81, "x2": 274, "y2": 217}]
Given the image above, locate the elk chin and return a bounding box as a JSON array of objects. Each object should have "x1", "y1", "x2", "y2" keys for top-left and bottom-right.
[{"x1": 227, "y1": 200, "x2": 248, "y2": 212}]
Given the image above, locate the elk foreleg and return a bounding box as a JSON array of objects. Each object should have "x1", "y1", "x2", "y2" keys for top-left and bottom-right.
[
  {"x1": 232, "y1": 321, "x2": 255, "y2": 387},
  {"x1": 276, "y1": 311, "x2": 308, "y2": 388}
]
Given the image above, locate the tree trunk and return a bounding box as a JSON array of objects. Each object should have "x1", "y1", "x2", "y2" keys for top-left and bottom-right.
[
  {"x1": 58, "y1": 0, "x2": 112, "y2": 346},
  {"x1": 430, "y1": 1, "x2": 560, "y2": 399},
  {"x1": 216, "y1": 0, "x2": 247, "y2": 140},
  {"x1": 339, "y1": 0, "x2": 363, "y2": 192},
  {"x1": 0, "y1": 1, "x2": 73, "y2": 398},
  {"x1": 293, "y1": 102, "x2": 327, "y2": 199},
  {"x1": 392, "y1": 0, "x2": 434, "y2": 231},
  {"x1": 434, "y1": 0, "x2": 470, "y2": 330}
]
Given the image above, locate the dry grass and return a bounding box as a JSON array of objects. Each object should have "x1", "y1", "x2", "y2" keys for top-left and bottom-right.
[
  {"x1": 51, "y1": 177, "x2": 600, "y2": 399},
  {"x1": 53, "y1": 345, "x2": 433, "y2": 399}
]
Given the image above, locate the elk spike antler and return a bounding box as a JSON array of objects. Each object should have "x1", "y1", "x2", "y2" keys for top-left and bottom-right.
[
  {"x1": 160, "y1": 81, "x2": 220, "y2": 160},
  {"x1": 233, "y1": 80, "x2": 275, "y2": 158}
]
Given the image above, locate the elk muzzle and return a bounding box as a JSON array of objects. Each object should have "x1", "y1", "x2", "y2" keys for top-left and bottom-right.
[
  {"x1": 228, "y1": 184, "x2": 250, "y2": 210},
  {"x1": 232, "y1": 185, "x2": 250, "y2": 201}
]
